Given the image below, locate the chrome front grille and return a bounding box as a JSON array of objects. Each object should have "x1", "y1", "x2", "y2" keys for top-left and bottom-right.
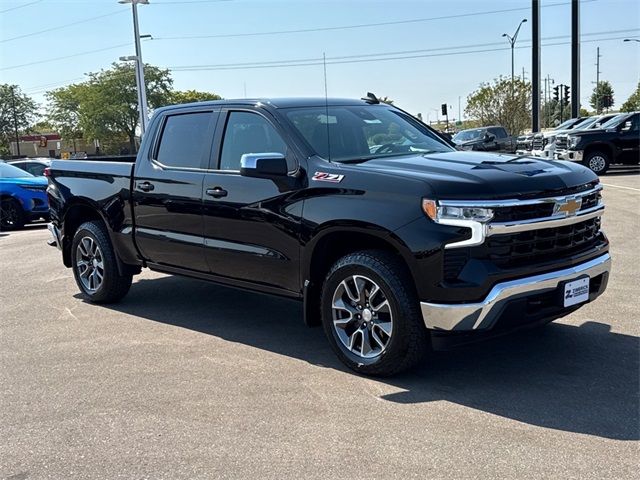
[
  {"x1": 532, "y1": 136, "x2": 546, "y2": 150},
  {"x1": 556, "y1": 135, "x2": 568, "y2": 150}
]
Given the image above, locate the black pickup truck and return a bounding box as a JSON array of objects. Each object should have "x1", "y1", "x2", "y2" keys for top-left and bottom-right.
[
  {"x1": 554, "y1": 111, "x2": 640, "y2": 174},
  {"x1": 46, "y1": 96, "x2": 611, "y2": 376}
]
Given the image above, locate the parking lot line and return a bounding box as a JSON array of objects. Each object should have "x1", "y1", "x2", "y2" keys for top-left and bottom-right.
[{"x1": 601, "y1": 183, "x2": 640, "y2": 193}]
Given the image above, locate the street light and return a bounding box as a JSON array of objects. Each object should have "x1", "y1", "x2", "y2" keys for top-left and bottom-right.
[
  {"x1": 119, "y1": 0, "x2": 149, "y2": 135},
  {"x1": 502, "y1": 18, "x2": 528, "y2": 93}
]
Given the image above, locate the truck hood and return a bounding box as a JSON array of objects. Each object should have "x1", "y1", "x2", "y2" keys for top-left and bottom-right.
[
  {"x1": 350, "y1": 151, "x2": 597, "y2": 200},
  {"x1": 568, "y1": 127, "x2": 615, "y2": 138}
]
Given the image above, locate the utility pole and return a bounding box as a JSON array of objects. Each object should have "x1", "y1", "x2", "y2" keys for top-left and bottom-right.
[
  {"x1": 458, "y1": 96, "x2": 461, "y2": 123},
  {"x1": 594, "y1": 47, "x2": 602, "y2": 113},
  {"x1": 119, "y1": 0, "x2": 149, "y2": 135},
  {"x1": 532, "y1": 0, "x2": 541, "y2": 132},
  {"x1": 10, "y1": 86, "x2": 21, "y2": 157},
  {"x1": 571, "y1": 0, "x2": 580, "y2": 118}
]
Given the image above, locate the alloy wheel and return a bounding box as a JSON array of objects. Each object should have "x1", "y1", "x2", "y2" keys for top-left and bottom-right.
[
  {"x1": 76, "y1": 236, "x2": 104, "y2": 292},
  {"x1": 0, "y1": 202, "x2": 18, "y2": 228},
  {"x1": 589, "y1": 155, "x2": 606, "y2": 173},
  {"x1": 331, "y1": 275, "x2": 393, "y2": 359}
]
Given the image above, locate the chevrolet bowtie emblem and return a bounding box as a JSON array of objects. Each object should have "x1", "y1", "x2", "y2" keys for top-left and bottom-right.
[{"x1": 554, "y1": 197, "x2": 582, "y2": 216}]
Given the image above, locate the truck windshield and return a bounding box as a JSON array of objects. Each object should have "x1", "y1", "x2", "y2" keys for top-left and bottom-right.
[
  {"x1": 0, "y1": 162, "x2": 34, "y2": 178},
  {"x1": 599, "y1": 113, "x2": 630, "y2": 129},
  {"x1": 555, "y1": 118, "x2": 580, "y2": 130},
  {"x1": 284, "y1": 105, "x2": 452, "y2": 162},
  {"x1": 452, "y1": 129, "x2": 484, "y2": 142}
]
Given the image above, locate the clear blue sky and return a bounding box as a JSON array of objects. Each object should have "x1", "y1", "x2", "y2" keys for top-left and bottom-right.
[{"x1": 1, "y1": 0, "x2": 638, "y2": 120}]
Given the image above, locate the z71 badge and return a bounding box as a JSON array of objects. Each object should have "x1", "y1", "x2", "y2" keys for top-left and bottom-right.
[{"x1": 312, "y1": 172, "x2": 344, "y2": 183}]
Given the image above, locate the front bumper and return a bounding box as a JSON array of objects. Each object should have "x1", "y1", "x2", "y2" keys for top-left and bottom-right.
[
  {"x1": 555, "y1": 150, "x2": 583, "y2": 162},
  {"x1": 420, "y1": 253, "x2": 611, "y2": 331},
  {"x1": 531, "y1": 148, "x2": 554, "y2": 158}
]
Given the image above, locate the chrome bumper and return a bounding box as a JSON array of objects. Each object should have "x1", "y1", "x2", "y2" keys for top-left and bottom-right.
[
  {"x1": 47, "y1": 222, "x2": 62, "y2": 250},
  {"x1": 420, "y1": 253, "x2": 611, "y2": 331}
]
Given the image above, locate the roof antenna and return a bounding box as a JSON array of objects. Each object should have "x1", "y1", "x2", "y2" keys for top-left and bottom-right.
[
  {"x1": 323, "y1": 52, "x2": 331, "y2": 162},
  {"x1": 361, "y1": 92, "x2": 380, "y2": 104}
]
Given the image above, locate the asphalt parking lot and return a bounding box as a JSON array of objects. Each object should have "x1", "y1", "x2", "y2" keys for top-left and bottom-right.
[{"x1": 1, "y1": 168, "x2": 638, "y2": 480}]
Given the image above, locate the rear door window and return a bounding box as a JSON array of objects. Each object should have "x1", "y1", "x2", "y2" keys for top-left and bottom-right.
[{"x1": 155, "y1": 112, "x2": 213, "y2": 169}]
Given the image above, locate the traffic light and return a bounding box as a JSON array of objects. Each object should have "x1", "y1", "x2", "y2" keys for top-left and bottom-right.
[
  {"x1": 563, "y1": 86, "x2": 570, "y2": 106},
  {"x1": 603, "y1": 94, "x2": 613, "y2": 108},
  {"x1": 553, "y1": 86, "x2": 560, "y2": 102},
  {"x1": 441, "y1": 103, "x2": 448, "y2": 116}
]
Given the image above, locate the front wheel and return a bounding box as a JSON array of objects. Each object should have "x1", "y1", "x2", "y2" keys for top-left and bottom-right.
[
  {"x1": 584, "y1": 151, "x2": 610, "y2": 175},
  {"x1": 0, "y1": 198, "x2": 26, "y2": 230},
  {"x1": 72, "y1": 221, "x2": 132, "y2": 303},
  {"x1": 321, "y1": 250, "x2": 429, "y2": 376}
]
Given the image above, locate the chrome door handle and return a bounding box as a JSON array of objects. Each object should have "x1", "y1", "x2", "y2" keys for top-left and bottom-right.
[
  {"x1": 137, "y1": 181, "x2": 154, "y2": 192},
  {"x1": 206, "y1": 187, "x2": 228, "y2": 198}
]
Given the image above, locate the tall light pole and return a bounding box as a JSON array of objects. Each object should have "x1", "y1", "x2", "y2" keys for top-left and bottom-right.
[
  {"x1": 502, "y1": 18, "x2": 527, "y2": 93},
  {"x1": 119, "y1": 0, "x2": 149, "y2": 135}
]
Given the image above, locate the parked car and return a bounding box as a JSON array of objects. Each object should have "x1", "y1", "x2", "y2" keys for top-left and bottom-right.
[
  {"x1": 452, "y1": 126, "x2": 516, "y2": 153},
  {"x1": 554, "y1": 112, "x2": 639, "y2": 174},
  {"x1": 9, "y1": 158, "x2": 52, "y2": 176},
  {"x1": 46, "y1": 96, "x2": 610, "y2": 376},
  {"x1": 0, "y1": 162, "x2": 49, "y2": 230}
]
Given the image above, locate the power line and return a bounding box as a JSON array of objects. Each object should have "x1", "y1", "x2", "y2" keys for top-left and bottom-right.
[
  {"x1": 168, "y1": 35, "x2": 635, "y2": 72},
  {"x1": 156, "y1": 0, "x2": 598, "y2": 41},
  {"x1": 0, "y1": 0, "x2": 43, "y2": 14},
  {"x1": 1, "y1": 43, "x2": 130, "y2": 71},
  {"x1": 168, "y1": 28, "x2": 640, "y2": 70},
  {"x1": 7, "y1": 26, "x2": 636, "y2": 75},
  {"x1": 0, "y1": 10, "x2": 126, "y2": 43}
]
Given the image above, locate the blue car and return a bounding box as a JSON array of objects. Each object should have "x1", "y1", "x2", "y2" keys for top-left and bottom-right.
[{"x1": 0, "y1": 162, "x2": 49, "y2": 230}]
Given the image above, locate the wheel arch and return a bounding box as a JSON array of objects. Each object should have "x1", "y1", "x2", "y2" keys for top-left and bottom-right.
[
  {"x1": 60, "y1": 199, "x2": 109, "y2": 267},
  {"x1": 302, "y1": 222, "x2": 416, "y2": 327},
  {"x1": 584, "y1": 142, "x2": 615, "y2": 161}
]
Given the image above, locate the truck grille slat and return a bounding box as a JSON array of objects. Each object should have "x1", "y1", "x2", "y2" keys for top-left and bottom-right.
[{"x1": 443, "y1": 217, "x2": 604, "y2": 279}]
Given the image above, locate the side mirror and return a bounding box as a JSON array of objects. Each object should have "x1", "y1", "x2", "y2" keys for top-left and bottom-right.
[{"x1": 240, "y1": 153, "x2": 288, "y2": 178}]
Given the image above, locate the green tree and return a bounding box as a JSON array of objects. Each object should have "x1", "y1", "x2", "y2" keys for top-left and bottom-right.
[
  {"x1": 168, "y1": 89, "x2": 222, "y2": 105},
  {"x1": 46, "y1": 83, "x2": 86, "y2": 149},
  {"x1": 0, "y1": 84, "x2": 38, "y2": 156},
  {"x1": 45, "y1": 63, "x2": 174, "y2": 153},
  {"x1": 620, "y1": 81, "x2": 640, "y2": 112},
  {"x1": 378, "y1": 96, "x2": 394, "y2": 105},
  {"x1": 590, "y1": 80, "x2": 615, "y2": 113},
  {"x1": 465, "y1": 76, "x2": 531, "y2": 135}
]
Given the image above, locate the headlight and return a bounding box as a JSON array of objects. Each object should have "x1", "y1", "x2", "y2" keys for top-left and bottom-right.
[
  {"x1": 568, "y1": 135, "x2": 580, "y2": 148},
  {"x1": 422, "y1": 199, "x2": 494, "y2": 222}
]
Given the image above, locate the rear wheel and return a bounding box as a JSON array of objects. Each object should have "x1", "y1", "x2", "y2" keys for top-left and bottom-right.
[
  {"x1": 0, "y1": 198, "x2": 25, "y2": 230},
  {"x1": 584, "y1": 151, "x2": 610, "y2": 175},
  {"x1": 72, "y1": 221, "x2": 132, "y2": 303},
  {"x1": 321, "y1": 250, "x2": 429, "y2": 376}
]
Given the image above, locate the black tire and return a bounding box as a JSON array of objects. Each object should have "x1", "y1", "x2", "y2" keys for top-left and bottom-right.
[
  {"x1": 321, "y1": 250, "x2": 429, "y2": 376},
  {"x1": 0, "y1": 198, "x2": 26, "y2": 231},
  {"x1": 71, "y1": 221, "x2": 132, "y2": 303},
  {"x1": 583, "y1": 151, "x2": 610, "y2": 175}
]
